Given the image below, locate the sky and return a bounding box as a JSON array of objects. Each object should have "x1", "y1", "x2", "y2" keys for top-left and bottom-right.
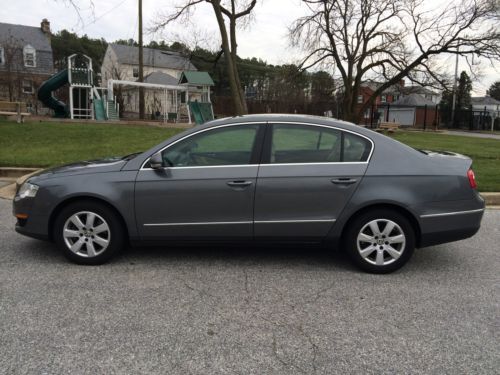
[{"x1": 0, "y1": 0, "x2": 498, "y2": 95}]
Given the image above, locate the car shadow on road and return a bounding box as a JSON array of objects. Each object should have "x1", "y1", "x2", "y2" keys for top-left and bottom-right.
[{"x1": 16, "y1": 236, "x2": 462, "y2": 274}]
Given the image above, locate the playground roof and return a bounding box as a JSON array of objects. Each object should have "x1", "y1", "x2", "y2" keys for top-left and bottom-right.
[
  {"x1": 142, "y1": 71, "x2": 178, "y2": 86},
  {"x1": 110, "y1": 44, "x2": 197, "y2": 71},
  {"x1": 179, "y1": 71, "x2": 215, "y2": 86}
]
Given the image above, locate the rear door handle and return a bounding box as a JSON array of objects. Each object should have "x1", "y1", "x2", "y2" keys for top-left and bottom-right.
[
  {"x1": 227, "y1": 180, "x2": 253, "y2": 188},
  {"x1": 331, "y1": 178, "x2": 358, "y2": 185}
]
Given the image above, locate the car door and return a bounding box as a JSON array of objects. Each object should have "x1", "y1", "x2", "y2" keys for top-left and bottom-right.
[
  {"x1": 135, "y1": 123, "x2": 265, "y2": 240},
  {"x1": 254, "y1": 123, "x2": 373, "y2": 239}
]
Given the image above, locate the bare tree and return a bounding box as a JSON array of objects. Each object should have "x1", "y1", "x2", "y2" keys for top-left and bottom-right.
[
  {"x1": 291, "y1": 0, "x2": 500, "y2": 123},
  {"x1": 154, "y1": 0, "x2": 257, "y2": 115}
]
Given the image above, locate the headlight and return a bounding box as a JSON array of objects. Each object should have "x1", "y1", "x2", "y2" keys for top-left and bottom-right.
[{"x1": 17, "y1": 182, "x2": 39, "y2": 199}]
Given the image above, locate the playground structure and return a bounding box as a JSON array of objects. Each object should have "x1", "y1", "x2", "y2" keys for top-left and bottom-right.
[{"x1": 37, "y1": 54, "x2": 214, "y2": 124}]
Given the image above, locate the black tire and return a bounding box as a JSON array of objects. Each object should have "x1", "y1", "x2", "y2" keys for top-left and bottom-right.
[
  {"x1": 344, "y1": 209, "x2": 415, "y2": 274},
  {"x1": 53, "y1": 200, "x2": 125, "y2": 265}
]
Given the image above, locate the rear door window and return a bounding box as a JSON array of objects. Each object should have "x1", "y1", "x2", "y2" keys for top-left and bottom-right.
[{"x1": 268, "y1": 124, "x2": 372, "y2": 163}]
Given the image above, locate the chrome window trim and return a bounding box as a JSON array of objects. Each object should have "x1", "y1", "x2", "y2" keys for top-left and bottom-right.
[
  {"x1": 140, "y1": 121, "x2": 374, "y2": 170},
  {"x1": 144, "y1": 219, "x2": 336, "y2": 226},
  {"x1": 420, "y1": 208, "x2": 484, "y2": 218},
  {"x1": 140, "y1": 122, "x2": 264, "y2": 170}
]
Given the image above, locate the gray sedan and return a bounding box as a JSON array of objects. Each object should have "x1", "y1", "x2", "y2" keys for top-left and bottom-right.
[{"x1": 13, "y1": 114, "x2": 485, "y2": 273}]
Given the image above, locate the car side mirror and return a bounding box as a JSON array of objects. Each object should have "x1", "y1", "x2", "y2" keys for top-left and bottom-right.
[{"x1": 150, "y1": 152, "x2": 164, "y2": 169}]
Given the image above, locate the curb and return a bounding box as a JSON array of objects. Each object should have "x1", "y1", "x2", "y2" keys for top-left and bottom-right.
[{"x1": 0, "y1": 167, "x2": 40, "y2": 178}]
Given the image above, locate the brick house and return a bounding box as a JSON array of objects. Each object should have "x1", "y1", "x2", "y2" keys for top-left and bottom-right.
[
  {"x1": 355, "y1": 80, "x2": 440, "y2": 127},
  {"x1": 0, "y1": 19, "x2": 54, "y2": 113}
]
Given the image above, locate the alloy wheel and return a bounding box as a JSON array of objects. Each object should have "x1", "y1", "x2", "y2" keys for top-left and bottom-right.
[
  {"x1": 356, "y1": 219, "x2": 406, "y2": 266},
  {"x1": 63, "y1": 211, "x2": 111, "y2": 258}
]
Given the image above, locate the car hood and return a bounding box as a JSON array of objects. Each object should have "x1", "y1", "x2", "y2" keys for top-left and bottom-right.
[{"x1": 28, "y1": 157, "x2": 128, "y2": 181}]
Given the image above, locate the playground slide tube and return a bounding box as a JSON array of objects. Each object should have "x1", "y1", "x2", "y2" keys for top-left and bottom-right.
[{"x1": 37, "y1": 69, "x2": 69, "y2": 118}]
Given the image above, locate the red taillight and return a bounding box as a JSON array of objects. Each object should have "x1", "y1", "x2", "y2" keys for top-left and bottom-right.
[{"x1": 467, "y1": 169, "x2": 477, "y2": 189}]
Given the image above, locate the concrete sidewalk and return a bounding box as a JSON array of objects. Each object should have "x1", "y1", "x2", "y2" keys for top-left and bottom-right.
[{"x1": 442, "y1": 130, "x2": 500, "y2": 140}]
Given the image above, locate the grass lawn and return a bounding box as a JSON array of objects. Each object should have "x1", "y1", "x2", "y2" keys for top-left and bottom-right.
[
  {"x1": 1, "y1": 120, "x2": 499, "y2": 191},
  {"x1": 0, "y1": 120, "x2": 184, "y2": 168}
]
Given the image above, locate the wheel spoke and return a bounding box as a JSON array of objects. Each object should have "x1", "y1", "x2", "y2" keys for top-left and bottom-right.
[
  {"x1": 382, "y1": 221, "x2": 395, "y2": 236},
  {"x1": 85, "y1": 213, "x2": 96, "y2": 229},
  {"x1": 86, "y1": 241, "x2": 97, "y2": 257},
  {"x1": 385, "y1": 245, "x2": 401, "y2": 259},
  {"x1": 388, "y1": 234, "x2": 404, "y2": 244},
  {"x1": 70, "y1": 238, "x2": 84, "y2": 253},
  {"x1": 93, "y1": 223, "x2": 108, "y2": 234},
  {"x1": 359, "y1": 245, "x2": 376, "y2": 258},
  {"x1": 375, "y1": 250, "x2": 385, "y2": 265},
  {"x1": 70, "y1": 215, "x2": 85, "y2": 230},
  {"x1": 369, "y1": 221, "x2": 381, "y2": 236},
  {"x1": 93, "y1": 235, "x2": 109, "y2": 248},
  {"x1": 63, "y1": 229, "x2": 80, "y2": 238},
  {"x1": 357, "y1": 232, "x2": 374, "y2": 243}
]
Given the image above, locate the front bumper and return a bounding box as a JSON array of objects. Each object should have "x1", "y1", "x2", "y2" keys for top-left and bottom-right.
[{"x1": 13, "y1": 195, "x2": 51, "y2": 241}]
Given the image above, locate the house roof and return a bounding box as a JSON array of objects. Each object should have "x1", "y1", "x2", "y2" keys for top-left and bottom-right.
[
  {"x1": 397, "y1": 85, "x2": 438, "y2": 96},
  {"x1": 109, "y1": 44, "x2": 197, "y2": 71},
  {"x1": 392, "y1": 93, "x2": 436, "y2": 107},
  {"x1": 471, "y1": 96, "x2": 500, "y2": 105},
  {"x1": 179, "y1": 71, "x2": 214, "y2": 86},
  {"x1": 142, "y1": 71, "x2": 178, "y2": 85},
  {"x1": 0, "y1": 22, "x2": 52, "y2": 52}
]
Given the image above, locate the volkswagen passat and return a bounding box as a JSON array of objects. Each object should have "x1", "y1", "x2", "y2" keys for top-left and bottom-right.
[{"x1": 13, "y1": 115, "x2": 485, "y2": 273}]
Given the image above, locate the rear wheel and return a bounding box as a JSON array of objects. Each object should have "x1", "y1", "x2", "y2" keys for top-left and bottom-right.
[
  {"x1": 54, "y1": 201, "x2": 125, "y2": 265},
  {"x1": 345, "y1": 209, "x2": 415, "y2": 273}
]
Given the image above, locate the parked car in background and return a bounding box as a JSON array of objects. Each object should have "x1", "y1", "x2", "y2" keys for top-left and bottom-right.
[{"x1": 13, "y1": 114, "x2": 484, "y2": 273}]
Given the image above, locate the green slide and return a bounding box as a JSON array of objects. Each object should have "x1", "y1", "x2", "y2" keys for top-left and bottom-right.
[
  {"x1": 188, "y1": 101, "x2": 214, "y2": 125},
  {"x1": 93, "y1": 99, "x2": 106, "y2": 121},
  {"x1": 37, "y1": 69, "x2": 69, "y2": 118}
]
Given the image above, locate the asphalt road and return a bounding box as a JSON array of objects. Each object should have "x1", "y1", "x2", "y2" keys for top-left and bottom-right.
[{"x1": 0, "y1": 197, "x2": 498, "y2": 374}]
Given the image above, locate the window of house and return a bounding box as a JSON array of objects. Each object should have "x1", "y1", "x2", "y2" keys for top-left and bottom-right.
[
  {"x1": 22, "y1": 80, "x2": 34, "y2": 94},
  {"x1": 132, "y1": 67, "x2": 139, "y2": 78},
  {"x1": 0, "y1": 47, "x2": 4, "y2": 65},
  {"x1": 357, "y1": 95, "x2": 363, "y2": 104},
  {"x1": 23, "y1": 45, "x2": 36, "y2": 67},
  {"x1": 381, "y1": 95, "x2": 387, "y2": 103},
  {"x1": 160, "y1": 125, "x2": 260, "y2": 167}
]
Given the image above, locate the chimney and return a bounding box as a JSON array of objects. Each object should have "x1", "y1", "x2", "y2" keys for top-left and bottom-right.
[
  {"x1": 41, "y1": 19, "x2": 51, "y2": 35},
  {"x1": 399, "y1": 79, "x2": 405, "y2": 87}
]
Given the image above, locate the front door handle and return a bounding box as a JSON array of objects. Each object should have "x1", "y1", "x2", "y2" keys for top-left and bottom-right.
[
  {"x1": 331, "y1": 178, "x2": 357, "y2": 185},
  {"x1": 226, "y1": 180, "x2": 253, "y2": 188}
]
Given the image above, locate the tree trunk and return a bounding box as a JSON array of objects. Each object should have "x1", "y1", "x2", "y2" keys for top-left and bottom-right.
[{"x1": 211, "y1": 1, "x2": 247, "y2": 115}]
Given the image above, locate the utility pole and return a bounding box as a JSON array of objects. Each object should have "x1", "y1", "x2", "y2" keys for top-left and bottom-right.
[
  {"x1": 138, "y1": 0, "x2": 145, "y2": 119},
  {"x1": 451, "y1": 50, "x2": 459, "y2": 126}
]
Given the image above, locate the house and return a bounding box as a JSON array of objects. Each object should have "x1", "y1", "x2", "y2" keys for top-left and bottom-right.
[
  {"x1": 381, "y1": 93, "x2": 439, "y2": 128},
  {"x1": 101, "y1": 44, "x2": 214, "y2": 119},
  {"x1": 355, "y1": 80, "x2": 440, "y2": 126},
  {"x1": 0, "y1": 19, "x2": 54, "y2": 113},
  {"x1": 101, "y1": 43, "x2": 197, "y2": 85},
  {"x1": 471, "y1": 96, "x2": 500, "y2": 130}
]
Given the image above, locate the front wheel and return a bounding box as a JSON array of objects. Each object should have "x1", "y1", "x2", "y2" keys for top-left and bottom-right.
[
  {"x1": 54, "y1": 201, "x2": 125, "y2": 265},
  {"x1": 345, "y1": 209, "x2": 415, "y2": 273}
]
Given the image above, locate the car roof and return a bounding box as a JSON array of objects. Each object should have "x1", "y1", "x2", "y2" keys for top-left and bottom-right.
[{"x1": 201, "y1": 113, "x2": 368, "y2": 133}]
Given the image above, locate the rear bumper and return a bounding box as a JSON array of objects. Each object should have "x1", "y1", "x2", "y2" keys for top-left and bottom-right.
[{"x1": 419, "y1": 207, "x2": 484, "y2": 247}]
